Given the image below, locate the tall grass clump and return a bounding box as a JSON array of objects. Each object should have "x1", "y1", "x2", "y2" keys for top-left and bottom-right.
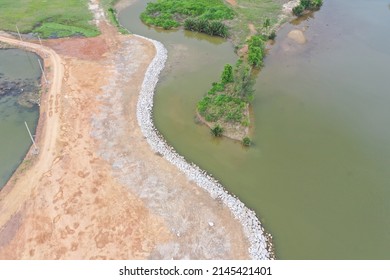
[{"x1": 184, "y1": 18, "x2": 229, "y2": 37}]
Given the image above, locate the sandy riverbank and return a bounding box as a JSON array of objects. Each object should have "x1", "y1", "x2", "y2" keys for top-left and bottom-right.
[{"x1": 0, "y1": 2, "x2": 269, "y2": 259}]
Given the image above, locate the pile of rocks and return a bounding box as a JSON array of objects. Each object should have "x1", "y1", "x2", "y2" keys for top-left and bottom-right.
[
  {"x1": 135, "y1": 35, "x2": 274, "y2": 260},
  {"x1": 283, "y1": 0, "x2": 301, "y2": 14}
]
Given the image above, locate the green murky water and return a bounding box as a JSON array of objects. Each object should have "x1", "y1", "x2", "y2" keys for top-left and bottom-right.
[
  {"x1": 0, "y1": 49, "x2": 40, "y2": 188},
  {"x1": 120, "y1": 0, "x2": 390, "y2": 259}
]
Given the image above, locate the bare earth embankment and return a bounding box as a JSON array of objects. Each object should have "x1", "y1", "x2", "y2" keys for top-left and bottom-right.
[{"x1": 0, "y1": 10, "x2": 253, "y2": 258}]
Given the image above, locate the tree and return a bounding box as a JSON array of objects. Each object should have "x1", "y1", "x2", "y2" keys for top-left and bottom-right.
[
  {"x1": 248, "y1": 46, "x2": 263, "y2": 67},
  {"x1": 221, "y1": 64, "x2": 234, "y2": 84},
  {"x1": 211, "y1": 124, "x2": 224, "y2": 137},
  {"x1": 242, "y1": 136, "x2": 251, "y2": 146}
]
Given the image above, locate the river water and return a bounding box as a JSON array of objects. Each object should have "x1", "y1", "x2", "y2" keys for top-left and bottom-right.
[
  {"x1": 0, "y1": 49, "x2": 40, "y2": 188},
  {"x1": 120, "y1": 0, "x2": 390, "y2": 259}
]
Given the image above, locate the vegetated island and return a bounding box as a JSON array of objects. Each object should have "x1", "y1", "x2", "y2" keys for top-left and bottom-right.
[{"x1": 140, "y1": 0, "x2": 323, "y2": 145}]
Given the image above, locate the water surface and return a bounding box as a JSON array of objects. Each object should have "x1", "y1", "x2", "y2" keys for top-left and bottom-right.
[
  {"x1": 0, "y1": 49, "x2": 40, "y2": 188},
  {"x1": 120, "y1": 0, "x2": 390, "y2": 259}
]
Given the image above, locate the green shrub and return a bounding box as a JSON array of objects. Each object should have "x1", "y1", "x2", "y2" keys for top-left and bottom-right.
[
  {"x1": 300, "y1": 0, "x2": 311, "y2": 9},
  {"x1": 207, "y1": 20, "x2": 229, "y2": 37},
  {"x1": 293, "y1": 0, "x2": 323, "y2": 17},
  {"x1": 268, "y1": 31, "x2": 276, "y2": 40},
  {"x1": 184, "y1": 18, "x2": 196, "y2": 30},
  {"x1": 233, "y1": 61, "x2": 254, "y2": 102},
  {"x1": 221, "y1": 64, "x2": 234, "y2": 84},
  {"x1": 248, "y1": 46, "x2": 263, "y2": 67},
  {"x1": 293, "y1": 5, "x2": 305, "y2": 16},
  {"x1": 310, "y1": 0, "x2": 323, "y2": 9},
  {"x1": 197, "y1": 96, "x2": 211, "y2": 114},
  {"x1": 211, "y1": 125, "x2": 224, "y2": 137},
  {"x1": 242, "y1": 136, "x2": 252, "y2": 146},
  {"x1": 247, "y1": 35, "x2": 265, "y2": 67},
  {"x1": 184, "y1": 18, "x2": 229, "y2": 37},
  {"x1": 208, "y1": 82, "x2": 225, "y2": 95},
  {"x1": 247, "y1": 35, "x2": 265, "y2": 48}
]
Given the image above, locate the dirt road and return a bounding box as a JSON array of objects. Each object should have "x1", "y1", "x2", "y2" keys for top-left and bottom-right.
[{"x1": 0, "y1": 35, "x2": 63, "y2": 228}]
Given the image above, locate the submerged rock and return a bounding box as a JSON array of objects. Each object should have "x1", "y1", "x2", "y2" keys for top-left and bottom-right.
[{"x1": 288, "y1": 29, "x2": 306, "y2": 44}]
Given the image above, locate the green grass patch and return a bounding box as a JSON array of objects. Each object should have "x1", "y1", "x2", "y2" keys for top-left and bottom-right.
[
  {"x1": 0, "y1": 0, "x2": 99, "y2": 38},
  {"x1": 33, "y1": 22, "x2": 99, "y2": 38},
  {"x1": 140, "y1": 0, "x2": 234, "y2": 34},
  {"x1": 228, "y1": 0, "x2": 283, "y2": 45}
]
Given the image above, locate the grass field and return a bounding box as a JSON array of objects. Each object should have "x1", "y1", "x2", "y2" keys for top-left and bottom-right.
[
  {"x1": 228, "y1": 0, "x2": 284, "y2": 46},
  {"x1": 0, "y1": 0, "x2": 99, "y2": 38}
]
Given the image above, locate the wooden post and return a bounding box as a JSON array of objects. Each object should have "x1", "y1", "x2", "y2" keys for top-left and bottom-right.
[
  {"x1": 25, "y1": 121, "x2": 39, "y2": 154},
  {"x1": 38, "y1": 35, "x2": 43, "y2": 46},
  {"x1": 38, "y1": 59, "x2": 48, "y2": 84},
  {"x1": 15, "y1": 25, "x2": 23, "y2": 41}
]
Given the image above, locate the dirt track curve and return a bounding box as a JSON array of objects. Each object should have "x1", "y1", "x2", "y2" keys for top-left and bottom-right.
[{"x1": 0, "y1": 35, "x2": 64, "y2": 228}]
